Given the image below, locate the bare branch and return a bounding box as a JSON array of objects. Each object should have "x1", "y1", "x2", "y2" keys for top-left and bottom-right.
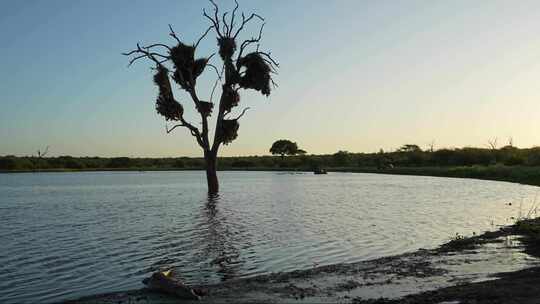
[
  {"x1": 124, "y1": 54, "x2": 147, "y2": 66},
  {"x1": 166, "y1": 124, "x2": 184, "y2": 134},
  {"x1": 123, "y1": 43, "x2": 169, "y2": 67},
  {"x1": 166, "y1": 118, "x2": 205, "y2": 148},
  {"x1": 234, "y1": 12, "x2": 264, "y2": 39},
  {"x1": 203, "y1": 0, "x2": 222, "y2": 38},
  {"x1": 168, "y1": 24, "x2": 181, "y2": 44},
  {"x1": 270, "y1": 77, "x2": 278, "y2": 88},
  {"x1": 207, "y1": 63, "x2": 221, "y2": 78},
  {"x1": 38, "y1": 146, "x2": 49, "y2": 158},
  {"x1": 203, "y1": 9, "x2": 221, "y2": 37},
  {"x1": 234, "y1": 107, "x2": 250, "y2": 120},
  {"x1": 228, "y1": 0, "x2": 240, "y2": 36},
  {"x1": 195, "y1": 26, "x2": 214, "y2": 48},
  {"x1": 149, "y1": 53, "x2": 169, "y2": 59},
  {"x1": 186, "y1": 88, "x2": 211, "y2": 149},
  {"x1": 255, "y1": 51, "x2": 279, "y2": 67},
  {"x1": 222, "y1": 12, "x2": 229, "y2": 35},
  {"x1": 122, "y1": 49, "x2": 140, "y2": 56},
  {"x1": 209, "y1": 0, "x2": 219, "y2": 20},
  {"x1": 427, "y1": 140, "x2": 435, "y2": 152},
  {"x1": 487, "y1": 138, "x2": 498, "y2": 150},
  {"x1": 210, "y1": 64, "x2": 225, "y2": 103},
  {"x1": 237, "y1": 22, "x2": 265, "y2": 61},
  {"x1": 142, "y1": 43, "x2": 171, "y2": 51},
  {"x1": 210, "y1": 81, "x2": 219, "y2": 104}
]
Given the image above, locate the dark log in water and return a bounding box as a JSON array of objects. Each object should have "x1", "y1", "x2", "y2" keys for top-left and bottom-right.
[{"x1": 142, "y1": 270, "x2": 201, "y2": 300}]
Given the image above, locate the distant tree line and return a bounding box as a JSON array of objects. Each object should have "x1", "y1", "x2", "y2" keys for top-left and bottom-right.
[{"x1": 2, "y1": 144, "x2": 540, "y2": 172}]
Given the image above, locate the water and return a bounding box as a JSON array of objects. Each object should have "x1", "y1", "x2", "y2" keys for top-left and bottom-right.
[{"x1": 0, "y1": 171, "x2": 538, "y2": 304}]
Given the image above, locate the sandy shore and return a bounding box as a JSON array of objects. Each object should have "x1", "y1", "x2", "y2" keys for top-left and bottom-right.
[{"x1": 60, "y1": 220, "x2": 540, "y2": 304}]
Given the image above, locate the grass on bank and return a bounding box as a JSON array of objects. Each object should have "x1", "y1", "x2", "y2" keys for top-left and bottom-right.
[
  {"x1": 439, "y1": 190, "x2": 540, "y2": 254},
  {"x1": 333, "y1": 165, "x2": 540, "y2": 187}
]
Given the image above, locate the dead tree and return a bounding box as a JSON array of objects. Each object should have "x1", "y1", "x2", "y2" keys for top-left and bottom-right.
[
  {"x1": 427, "y1": 140, "x2": 435, "y2": 153},
  {"x1": 123, "y1": 1, "x2": 278, "y2": 194},
  {"x1": 487, "y1": 137, "x2": 498, "y2": 164},
  {"x1": 32, "y1": 146, "x2": 49, "y2": 172},
  {"x1": 487, "y1": 138, "x2": 498, "y2": 150}
]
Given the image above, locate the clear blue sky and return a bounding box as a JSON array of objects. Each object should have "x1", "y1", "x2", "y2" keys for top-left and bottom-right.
[{"x1": 1, "y1": 0, "x2": 540, "y2": 157}]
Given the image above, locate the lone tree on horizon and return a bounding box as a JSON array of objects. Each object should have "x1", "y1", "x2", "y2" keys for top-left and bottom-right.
[
  {"x1": 123, "y1": 0, "x2": 278, "y2": 194},
  {"x1": 32, "y1": 145, "x2": 49, "y2": 172},
  {"x1": 270, "y1": 139, "x2": 305, "y2": 160}
]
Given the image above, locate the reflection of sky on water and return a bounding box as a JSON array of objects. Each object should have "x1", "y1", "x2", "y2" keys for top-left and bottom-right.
[{"x1": 0, "y1": 171, "x2": 538, "y2": 303}]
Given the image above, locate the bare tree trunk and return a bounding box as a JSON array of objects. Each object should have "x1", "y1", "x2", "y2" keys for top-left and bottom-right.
[{"x1": 205, "y1": 151, "x2": 219, "y2": 194}]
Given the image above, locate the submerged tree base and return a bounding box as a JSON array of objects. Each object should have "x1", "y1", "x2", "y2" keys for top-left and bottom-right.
[{"x1": 60, "y1": 218, "x2": 540, "y2": 304}]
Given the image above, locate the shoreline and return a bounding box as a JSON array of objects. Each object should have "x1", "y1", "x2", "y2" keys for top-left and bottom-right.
[
  {"x1": 3, "y1": 165, "x2": 540, "y2": 187},
  {"x1": 60, "y1": 218, "x2": 540, "y2": 304}
]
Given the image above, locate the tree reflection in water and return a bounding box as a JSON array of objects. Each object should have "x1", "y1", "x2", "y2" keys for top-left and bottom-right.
[{"x1": 201, "y1": 194, "x2": 242, "y2": 281}]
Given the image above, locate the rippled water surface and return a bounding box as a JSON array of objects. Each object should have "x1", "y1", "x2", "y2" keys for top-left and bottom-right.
[{"x1": 1, "y1": 171, "x2": 539, "y2": 303}]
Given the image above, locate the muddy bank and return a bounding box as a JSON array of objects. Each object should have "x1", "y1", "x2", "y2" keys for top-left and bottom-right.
[
  {"x1": 356, "y1": 218, "x2": 540, "y2": 304},
  {"x1": 355, "y1": 266, "x2": 540, "y2": 304},
  {"x1": 61, "y1": 219, "x2": 540, "y2": 304}
]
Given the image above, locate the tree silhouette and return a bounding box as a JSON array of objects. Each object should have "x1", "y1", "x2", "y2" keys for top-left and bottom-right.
[
  {"x1": 269, "y1": 140, "x2": 303, "y2": 160},
  {"x1": 427, "y1": 140, "x2": 435, "y2": 153},
  {"x1": 487, "y1": 137, "x2": 498, "y2": 164},
  {"x1": 32, "y1": 146, "x2": 49, "y2": 172},
  {"x1": 123, "y1": 0, "x2": 278, "y2": 194}
]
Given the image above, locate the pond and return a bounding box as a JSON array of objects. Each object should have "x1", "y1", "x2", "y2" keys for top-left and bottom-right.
[{"x1": 0, "y1": 171, "x2": 538, "y2": 303}]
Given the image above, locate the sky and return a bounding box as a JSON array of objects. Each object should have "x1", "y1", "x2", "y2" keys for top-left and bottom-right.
[{"x1": 1, "y1": 0, "x2": 540, "y2": 157}]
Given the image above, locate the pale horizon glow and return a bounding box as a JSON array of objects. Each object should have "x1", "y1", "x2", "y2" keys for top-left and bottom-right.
[{"x1": 1, "y1": 0, "x2": 540, "y2": 157}]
